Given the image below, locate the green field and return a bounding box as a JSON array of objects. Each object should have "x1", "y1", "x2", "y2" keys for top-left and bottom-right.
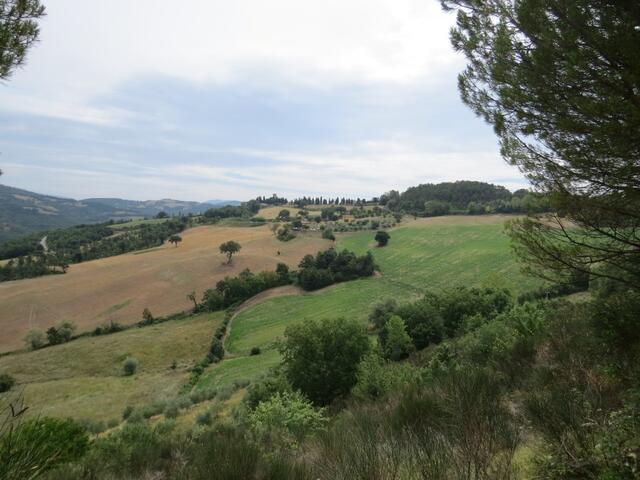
[
  {"x1": 226, "y1": 279, "x2": 409, "y2": 355},
  {"x1": 0, "y1": 311, "x2": 223, "y2": 421},
  {"x1": 196, "y1": 350, "x2": 282, "y2": 390},
  {"x1": 216, "y1": 215, "x2": 541, "y2": 387}
]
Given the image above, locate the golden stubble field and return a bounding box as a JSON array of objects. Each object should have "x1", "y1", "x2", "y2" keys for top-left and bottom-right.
[{"x1": 0, "y1": 225, "x2": 330, "y2": 352}]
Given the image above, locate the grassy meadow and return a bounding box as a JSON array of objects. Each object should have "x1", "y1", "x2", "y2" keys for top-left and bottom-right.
[{"x1": 0, "y1": 312, "x2": 223, "y2": 422}]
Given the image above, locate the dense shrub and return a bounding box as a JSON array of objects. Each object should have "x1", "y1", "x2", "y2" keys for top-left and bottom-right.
[
  {"x1": 24, "y1": 329, "x2": 46, "y2": 350},
  {"x1": 248, "y1": 391, "x2": 327, "y2": 443},
  {"x1": 368, "y1": 299, "x2": 398, "y2": 330},
  {"x1": 275, "y1": 224, "x2": 296, "y2": 241},
  {"x1": 244, "y1": 370, "x2": 293, "y2": 410},
  {"x1": 322, "y1": 228, "x2": 336, "y2": 241},
  {"x1": 196, "y1": 411, "x2": 213, "y2": 426},
  {"x1": 388, "y1": 287, "x2": 513, "y2": 350},
  {"x1": 279, "y1": 317, "x2": 370, "y2": 406},
  {"x1": 93, "y1": 321, "x2": 124, "y2": 336},
  {"x1": 374, "y1": 230, "x2": 390, "y2": 246},
  {"x1": 181, "y1": 427, "x2": 262, "y2": 480},
  {"x1": 190, "y1": 388, "x2": 217, "y2": 404},
  {"x1": 46, "y1": 321, "x2": 76, "y2": 345},
  {"x1": 0, "y1": 373, "x2": 15, "y2": 393},
  {"x1": 202, "y1": 268, "x2": 292, "y2": 311},
  {"x1": 353, "y1": 352, "x2": 422, "y2": 401},
  {"x1": 380, "y1": 315, "x2": 413, "y2": 361},
  {"x1": 122, "y1": 357, "x2": 139, "y2": 376},
  {"x1": 296, "y1": 248, "x2": 376, "y2": 291},
  {"x1": 208, "y1": 338, "x2": 225, "y2": 363}
]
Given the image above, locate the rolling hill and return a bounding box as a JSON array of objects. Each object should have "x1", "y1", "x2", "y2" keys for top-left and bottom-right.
[
  {"x1": 0, "y1": 215, "x2": 542, "y2": 423},
  {"x1": 0, "y1": 183, "x2": 235, "y2": 242},
  {"x1": 0, "y1": 224, "x2": 330, "y2": 352}
]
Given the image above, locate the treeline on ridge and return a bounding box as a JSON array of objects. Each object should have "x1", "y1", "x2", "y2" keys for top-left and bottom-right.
[
  {"x1": 0, "y1": 219, "x2": 188, "y2": 282},
  {"x1": 380, "y1": 180, "x2": 550, "y2": 216}
]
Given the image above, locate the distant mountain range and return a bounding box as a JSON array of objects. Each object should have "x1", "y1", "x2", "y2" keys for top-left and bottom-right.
[
  {"x1": 205, "y1": 199, "x2": 242, "y2": 207},
  {"x1": 0, "y1": 184, "x2": 239, "y2": 243}
]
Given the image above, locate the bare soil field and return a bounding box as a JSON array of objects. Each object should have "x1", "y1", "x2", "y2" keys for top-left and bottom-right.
[{"x1": 0, "y1": 225, "x2": 330, "y2": 352}]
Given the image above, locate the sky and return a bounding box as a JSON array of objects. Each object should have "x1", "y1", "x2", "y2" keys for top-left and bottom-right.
[{"x1": 0, "y1": 0, "x2": 528, "y2": 202}]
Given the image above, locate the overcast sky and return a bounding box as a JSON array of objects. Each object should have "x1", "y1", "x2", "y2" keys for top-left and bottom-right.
[{"x1": 0, "y1": 0, "x2": 528, "y2": 201}]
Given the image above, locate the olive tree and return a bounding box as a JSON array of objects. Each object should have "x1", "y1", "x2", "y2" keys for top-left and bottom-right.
[{"x1": 219, "y1": 240, "x2": 241, "y2": 264}]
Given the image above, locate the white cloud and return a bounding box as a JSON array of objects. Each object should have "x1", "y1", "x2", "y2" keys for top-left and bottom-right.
[
  {"x1": 0, "y1": 1, "x2": 529, "y2": 200},
  {"x1": 4, "y1": 0, "x2": 458, "y2": 100}
]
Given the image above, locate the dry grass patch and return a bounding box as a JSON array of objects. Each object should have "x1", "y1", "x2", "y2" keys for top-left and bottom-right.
[{"x1": 0, "y1": 225, "x2": 330, "y2": 352}]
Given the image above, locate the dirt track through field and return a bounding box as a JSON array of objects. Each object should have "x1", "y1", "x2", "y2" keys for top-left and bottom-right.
[{"x1": 0, "y1": 225, "x2": 330, "y2": 352}]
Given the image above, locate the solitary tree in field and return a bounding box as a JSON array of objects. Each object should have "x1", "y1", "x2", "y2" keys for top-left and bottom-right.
[
  {"x1": 375, "y1": 231, "x2": 390, "y2": 247},
  {"x1": 219, "y1": 240, "x2": 241, "y2": 264},
  {"x1": 168, "y1": 234, "x2": 182, "y2": 247},
  {"x1": 440, "y1": 0, "x2": 640, "y2": 289}
]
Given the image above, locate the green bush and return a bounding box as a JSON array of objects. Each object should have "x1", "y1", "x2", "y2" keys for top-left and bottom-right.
[
  {"x1": 296, "y1": 248, "x2": 376, "y2": 291},
  {"x1": 250, "y1": 346, "x2": 261, "y2": 355},
  {"x1": 353, "y1": 352, "x2": 422, "y2": 401},
  {"x1": 380, "y1": 315, "x2": 413, "y2": 361},
  {"x1": 0, "y1": 373, "x2": 15, "y2": 393},
  {"x1": 374, "y1": 230, "x2": 390, "y2": 246},
  {"x1": 368, "y1": 299, "x2": 397, "y2": 330},
  {"x1": 196, "y1": 411, "x2": 213, "y2": 426},
  {"x1": 122, "y1": 357, "x2": 139, "y2": 376},
  {"x1": 280, "y1": 317, "x2": 370, "y2": 406},
  {"x1": 244, "y1": 371, "x2": 292, "y2": 410},
  {"x1": 322, "y1": 228, "x2": 336, "y2": 241},
  {"x1": 46, "y1": 321, "x2": 76, "y2": 345},
  {"x1": 208, "y1": 338, "x2": 225, "y2": 363},
  {"x1": 248, "y1": 391, "x2": 327, "y2": 442},
  {"x1": 24, "y1": 329, "x2": 46, "y2": 350}
]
